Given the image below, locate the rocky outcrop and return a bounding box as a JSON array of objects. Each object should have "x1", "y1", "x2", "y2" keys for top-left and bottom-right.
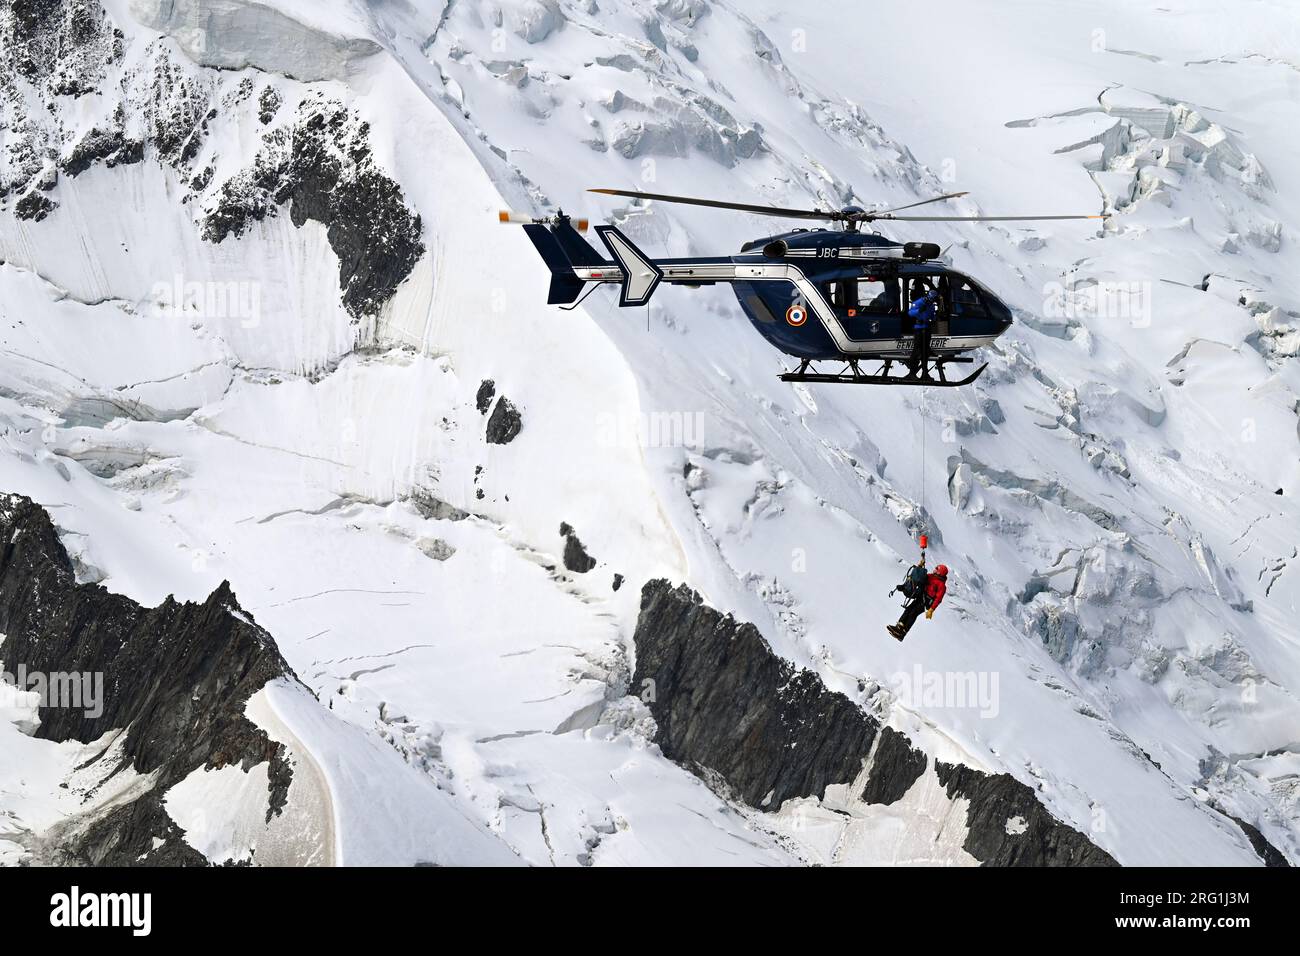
[
  {"x1": 485, "y1": 396, "x2": 523, "y2": 445},
  {"x1": 1, "y1": 0, "x2": 424, "y2": 320},
  {"x1": 933, "y1": 762, "x2": 1116, "y2": 866},
  {"x1": 0, "y1": 493, "x2": 296, "y2": 865},
  {"x1": 632, "y1": 581, "x2": 875, "y2": 807},
  {"x1": 477, "y1": 378, "x2": 525, "y2": 445},
  {"x1": 631, "y1": 579, "x2": 1118, "y2": 865},
  {"x1": 202, "y1": 97, "x2": 425, "y2": 319},
  {"x1": 1219, "y1": 811, "x2": 1290, "y2": 868},
  {"x1": 1, "y1": 0, "x2": 121, "y2": 207},
  {"x1": 860, "y1": 727, "x2": 927, "y2": 805},
  {"x1": 559, "y1": 522, "x2": 597, "y2": 574}
]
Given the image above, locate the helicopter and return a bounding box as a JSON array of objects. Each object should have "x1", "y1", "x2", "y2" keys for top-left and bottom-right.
[{"x1": 503, "y1": 188, "x2": 1106, "y2": 387}]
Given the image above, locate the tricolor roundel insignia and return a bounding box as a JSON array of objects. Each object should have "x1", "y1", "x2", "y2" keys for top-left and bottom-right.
[{"x1": 786, "y1": 303, "x2": 808, "y2": 326}]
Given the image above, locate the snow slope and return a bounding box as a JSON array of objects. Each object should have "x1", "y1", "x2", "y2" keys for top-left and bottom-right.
[{"x1": 2, "y1": 0, "x2": 1298, "y2": 865}]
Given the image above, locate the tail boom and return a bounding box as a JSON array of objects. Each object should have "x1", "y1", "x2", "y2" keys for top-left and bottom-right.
[{"x1": 506, "y1": 213, "x2": 730, "y2": 308}]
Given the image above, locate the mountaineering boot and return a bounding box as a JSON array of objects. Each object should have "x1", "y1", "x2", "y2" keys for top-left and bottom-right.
[{"x1": 887, "y1": 624, "x2": 905, "y2": 641}]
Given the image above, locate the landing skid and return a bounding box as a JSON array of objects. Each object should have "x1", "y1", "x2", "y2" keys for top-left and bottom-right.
[{"x1": 779, "y1": 356, "x2": 987, "y2": 388}]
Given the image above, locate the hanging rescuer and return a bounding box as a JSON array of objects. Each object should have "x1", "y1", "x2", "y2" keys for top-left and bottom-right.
[{"x1": 887, "y1": 534, "x2": 948, "y2": 642}]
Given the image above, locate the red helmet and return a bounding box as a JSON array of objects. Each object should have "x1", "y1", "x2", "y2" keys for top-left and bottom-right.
[{"x1": 934, "y1": 564, "x2": 949, "y2": 577}]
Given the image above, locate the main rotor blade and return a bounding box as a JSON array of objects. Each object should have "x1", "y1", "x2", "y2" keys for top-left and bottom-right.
[
  {"x1": 870, "y1": 213, "x2": 1108, "y2": 222},
  {"x1": 588, "y1": 187, "x2": 1107, "y2": 225},
  {"x1": 589, "y1": 187, "x2": 837, "y2": 220},
  {"x1": 866, "y1": 191, "x2": 970, "y2": 216}
]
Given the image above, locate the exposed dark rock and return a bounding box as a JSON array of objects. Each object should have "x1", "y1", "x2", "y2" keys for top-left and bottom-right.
[
  {"x1": 0, "y1": 493, "x2": 297, "y2": 865},
  {"x1": 1220, "y1": 811, "x2": 1289, "y2": 867},
  {"x1": 486, "y1": 396, "x2": 523, "y2": 444},
  {"x1": 189, "y1": 162, "x2": 214, "y2": 192},
  {"x1": 476, "y1": 379, "x2": 496, "y2": 414},
  {"x1": 74, "y1": 793, "x2": 208, "y2": 867},
  {"x1": 632, "y1": 580, "x2": 876, "y2": 807},
  {"x1": 613, "y1": 573, "x2": 625, "y2": 592},
  {"x1": 257, "y1": 85, "x2": 283, "y2": 125},
  {"x1": 203, "y1": 100, "x2": 425, "y2": 319},
  {"x1": 15, "y1": 191, "x2": 54, "y2": 221},
  {"x1": 933, "y1": 761, "x2": 1118, "y2": 866},
  {"x1": 631, "y1": 579, "x2": 1117, "y2": 865},
  {"x1": 0, "y1": 0, "x2": 120, "y2": 207},
  {"x1": 145, "y1": 52, "x2": 211, "y2": 167},
  {"x1": 860, "y1": 727, "x2": 927, "y2": 806},
  {"x1": 63, "y1": 126, "x2": 143, "y2": 175},
  {"x1": 559, "y1": 522, "x2": 597, "y2": 573},
  {"x1": 3, "y1": 0, "x2": 121, "y2": 90},
  {"x1": 1, "y1": 2, "x2": 423, "y2": 323}
]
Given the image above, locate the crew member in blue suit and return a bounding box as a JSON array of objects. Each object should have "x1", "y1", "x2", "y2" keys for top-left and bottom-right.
[{"x1": 907, "y1": 279, "x2": 939, "y2": 377}]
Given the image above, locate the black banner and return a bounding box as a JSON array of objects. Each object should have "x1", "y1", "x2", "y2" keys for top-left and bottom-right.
[{"x1": 0, "y1": 865, "x2": 1288, "y2": 943}]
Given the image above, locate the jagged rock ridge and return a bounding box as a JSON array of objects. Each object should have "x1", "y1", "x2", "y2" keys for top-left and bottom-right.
[
  {"x1": 0, "y1": 493, "x2": 296, "y2": 865},
  {"x1": 631, "y1": 579, "x2": 1118, "y2": 866}
]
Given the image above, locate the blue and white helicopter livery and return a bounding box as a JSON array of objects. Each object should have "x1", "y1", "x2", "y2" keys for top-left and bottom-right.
[{"x1": 505, "y1": 188, "x2": 1106, "y2": 387}]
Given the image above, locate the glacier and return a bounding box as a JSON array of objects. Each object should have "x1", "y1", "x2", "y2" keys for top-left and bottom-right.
[{"x1": 0, "y1": 0, "x2": 1297, "y2": 866}]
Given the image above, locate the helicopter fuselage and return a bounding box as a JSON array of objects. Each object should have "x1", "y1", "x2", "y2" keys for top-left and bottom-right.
[
  {"x1": 520, "y1": 216, "x2": 1014, "y2": 383},
  {"x1": 723, "y1": 227, "x2": 1013, "y2": 361}
]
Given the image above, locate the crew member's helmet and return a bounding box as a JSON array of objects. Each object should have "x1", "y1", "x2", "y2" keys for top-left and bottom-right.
[{"x1": 934, "y1": 564, "x2": 949, "y2": 577}]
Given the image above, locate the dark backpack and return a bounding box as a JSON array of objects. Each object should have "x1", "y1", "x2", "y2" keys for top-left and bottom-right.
[{"x1": 898, "y1": 563, "x2": 928, "y2": 600}]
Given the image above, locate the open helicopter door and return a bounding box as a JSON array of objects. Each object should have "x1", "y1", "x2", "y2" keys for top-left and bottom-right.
[{"x1": 595, "y1": 225, "x2": 663, "y2": 307}]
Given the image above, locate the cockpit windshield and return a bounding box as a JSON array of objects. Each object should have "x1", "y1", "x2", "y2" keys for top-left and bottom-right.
[{"x1": 948, "y1": 274, "x2": 990, "y2": 318}]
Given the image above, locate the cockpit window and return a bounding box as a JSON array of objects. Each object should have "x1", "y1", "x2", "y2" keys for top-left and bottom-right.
[{"x1": 950, "y1": 277, "x2": 989, "y2": 318}]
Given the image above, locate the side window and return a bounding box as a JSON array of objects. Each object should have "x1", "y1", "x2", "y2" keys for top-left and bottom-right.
[
  {"x1": 951, "y1": 278, "x2": 988, "y2": 318},
  {"x1": 825, "y1": 280, "x2": 847, "y2": 309},
  {"x1": 856, "y1": 277, "x2": 898, "y2": 313}
]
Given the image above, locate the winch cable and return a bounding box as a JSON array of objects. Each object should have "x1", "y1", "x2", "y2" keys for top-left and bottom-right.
[{"x1": 919, "y1": 387, "x2": 929, "y2": 560}]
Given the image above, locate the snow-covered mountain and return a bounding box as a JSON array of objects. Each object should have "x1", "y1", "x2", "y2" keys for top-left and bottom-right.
[{"x1": 0, "y1": 0, "x2": 1297, "y2": 865}]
